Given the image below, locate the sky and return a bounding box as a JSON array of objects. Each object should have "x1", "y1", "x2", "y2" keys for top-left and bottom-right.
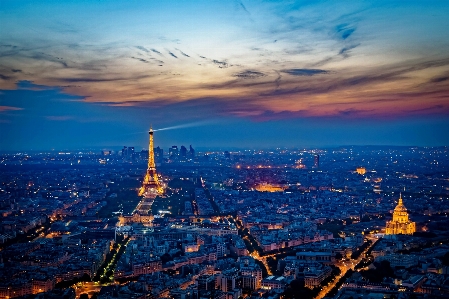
[{"x1": 1, "y1": 0, "x2": 449, "y2": 151}]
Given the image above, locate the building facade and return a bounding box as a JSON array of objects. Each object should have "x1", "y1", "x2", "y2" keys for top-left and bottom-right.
[{"x1": 385, "y1": 194, "x2": 416, "y2": 235}]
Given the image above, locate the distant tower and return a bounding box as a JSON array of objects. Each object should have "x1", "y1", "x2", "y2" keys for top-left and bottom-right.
[
  {"x1": 313, "y1": 154, "x2": 320, "y2": 169},
  {"x1": 139, "y1": 127, "x2": 163, "y2": 197}
]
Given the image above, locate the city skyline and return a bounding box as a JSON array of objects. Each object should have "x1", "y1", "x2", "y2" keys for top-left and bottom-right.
[{"x1": 1, "y1": 1, "x2": 449, "y2": 150}]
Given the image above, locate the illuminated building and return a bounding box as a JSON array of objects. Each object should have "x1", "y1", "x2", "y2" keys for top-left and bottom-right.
[
  {"x1": 139, "y1": 127, "x2": 163, "y2": 197},
  {"x1": 385, "y1": 194, "x2": 416, "y2": 235},
  {"x1": 254, "y1": 183, "x2": 286, "y2": 192},
  {"x1": 169, "y1": 145, "x2": 178, "y2": 159},
  {"x1": 356, "y1": 167, "x2": 366, "y2": 175}
]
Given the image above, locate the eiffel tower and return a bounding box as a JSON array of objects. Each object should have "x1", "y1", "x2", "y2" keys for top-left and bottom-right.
[{"x1": 139, "y1": 127, "x2": 163, "y2": 197}]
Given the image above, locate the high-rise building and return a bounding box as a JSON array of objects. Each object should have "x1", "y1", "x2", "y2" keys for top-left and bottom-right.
[
  {"x1": 169, "y1": 146, "x2": 178, "y2": 159},
  {"x1": 139, "y1": 127, "x2": 163, "y2": 197},
  {"x1": 313, "y1": 154, "x2": 320, "y2": 168},
  {"x1": 140, "y1": 149, "x2": 149, "y2": 160},
  {"x1": 122, "y1": 146, "x2": 135, "y2": 161},
  {"x1": 241, "y1": 265, "x2": 262, "y2": 290},
  {"x1": 385, "y1": 194, "x2": 416, "y2": 235},
  {"x1": 216, "y1": 271, "x2": 237, "y2": 292},
  {"x1": 196, "y1": 275, "x2": 215, "y2": 291},
  {"x1": 180, "y1": 145, "x2": 187, "y2": 160},
  {"x1": 154, "y1": 146, "x2": 163, "y2": 163},
  {"x1": 189, "y1": 145, "x2": 195, "y2": 158}
]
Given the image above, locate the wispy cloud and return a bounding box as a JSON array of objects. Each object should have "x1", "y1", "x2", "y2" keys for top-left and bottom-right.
[
  {"x1": 282, "y1": 69, "x2": 328, "y2": 76},
  {"x1": 167, "y1": 51, "x2": 178, "y2": 59},
  {"x1": 234, "y1": 70, "x2": 265, "y2": 79},
  {"x1": 0, "y1": 105, "x2": 23, "y2": 112},
  {"x1": 135, "y1": 46, "x2": 150, "y2": 53},
  {"x1": 151, "y1": 48, "x2": 162, "y2": 55},
  {"x1": 335, "y1": 23, "x2": 356, "y2": 40}
]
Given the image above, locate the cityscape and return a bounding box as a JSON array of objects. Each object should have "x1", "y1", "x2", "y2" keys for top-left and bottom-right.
[
  {"x1": 1, "y1": 131, "x2": 449, "y2": 299},
  {"x1": 1, "y1": 1, "x2": 449, "y2": 299}
]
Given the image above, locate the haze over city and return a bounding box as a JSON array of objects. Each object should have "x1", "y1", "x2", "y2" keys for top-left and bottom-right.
[{"x1": 1, "y1": 1, "x2": 449, "y2": 150}]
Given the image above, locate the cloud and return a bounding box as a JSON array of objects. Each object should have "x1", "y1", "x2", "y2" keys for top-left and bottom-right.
[
  {"x1": 429, "y1": 76, "x2": 449, "y2": 83},
  {"x1": 151, "y1": 49, "x2": 162, "y2": 55},
  {"x1": 55, "y1": 73, "x2": 153, "y2": 83},
  {"x1": 0, "y1": 74, "x2": 11, "y2": 80},
  {"x1": 282, "y1": 69, "x2": 328, "y2": 76},
  {"x1": 135, "y1": 46, "x2": 150, "y2": 53},
  {"x1": 337, "y1": 108, "x2": 374, "y2": 117},
  {"x1": 0, "y1": 105, "x2": 23, "y2": 112},
  {"x1": 131, "y1": 56, "x2": 150, "y2": 63},
  {"x1": 233, "y1": 70, "x2": 265, "y2": 79},
  {"x1": 212, "y1": 60, "x2": 229, "y2": 68},
  {"x1": 335, "y1": 23, "x2": 356, "y2": 40},
  {"x1": 29, "y1": 52, "x2": 69, "y2": 68},
  {"x1": 176, "y1": 49, "x2": 190, "y2": 57},
  {"x1": 168, "y1": 51, "x2": 178, "y2": 59},
  {"x1": 16, "y1": 80, "x2": 55, "y2": 90},
  {"x1": 339, "y1": 44, "x2": 360, "y2": 57},
  {"x1": 238, "y1": 1, "x2": 251, "y2": 16},
  {"x1": 1, "y1": 2, "x2": 448, "y2": 123}
]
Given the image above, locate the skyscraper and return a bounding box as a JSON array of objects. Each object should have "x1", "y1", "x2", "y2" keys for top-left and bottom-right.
[
  {"x1": 189, "y1": 145, "x2": 195, "y2": 158},
  {"x1": 154, "y1": 146, "x2": 163, "y2": 163},
  {"x1": 169, "y1": 146, "x2": 178, "y2": 160},
  {"x1": 180, "y1": 145, "x2": 187, "y2": 160}
]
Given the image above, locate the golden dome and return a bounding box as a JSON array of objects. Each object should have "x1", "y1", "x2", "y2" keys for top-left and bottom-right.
[
  {"x1": 394, "y1": 195, "x2": 408, "y2": 213},
  {"x1": 386, "y1": 192, "x2": 415, "y2": 235}
]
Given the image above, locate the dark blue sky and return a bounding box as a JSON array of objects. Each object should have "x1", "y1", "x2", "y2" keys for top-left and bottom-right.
[{"x1": 1, "y1": 1, "x2": 449, "y2": 150}]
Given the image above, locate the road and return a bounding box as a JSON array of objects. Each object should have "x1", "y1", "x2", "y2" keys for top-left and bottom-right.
[
  {"x1": 74, "y1": 282, "x2": 104, "y2": 298},
  {"x1": 314, "y1": 235, "x2": 378, "y2": 299}
]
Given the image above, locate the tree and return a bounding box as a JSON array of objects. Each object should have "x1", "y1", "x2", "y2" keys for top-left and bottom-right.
[
  {"x1": 335, "y1": 252, "x2": 343, "y2": 260},
  {"x1": 81, "y1": 273, "x2": 91, "y2": 282},
  {"x1": 79, "y1": 294, "x2": 89, "y2": 299},
  {"x1": 161, "y1": 253, "x2": 172, "y2": 264},
  {"x1": 360, "y1": 260, "x2": 394, "y2": 282}
]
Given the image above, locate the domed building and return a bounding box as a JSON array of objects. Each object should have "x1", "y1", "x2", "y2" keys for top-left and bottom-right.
[{"x1": 385, "y1": 194, "x2": 416, "y2": 235}]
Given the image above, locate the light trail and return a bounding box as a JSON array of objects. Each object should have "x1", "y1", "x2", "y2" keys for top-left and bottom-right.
[{"x1": 153, "y1": 120, "x2": 213, "y2": 132}]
